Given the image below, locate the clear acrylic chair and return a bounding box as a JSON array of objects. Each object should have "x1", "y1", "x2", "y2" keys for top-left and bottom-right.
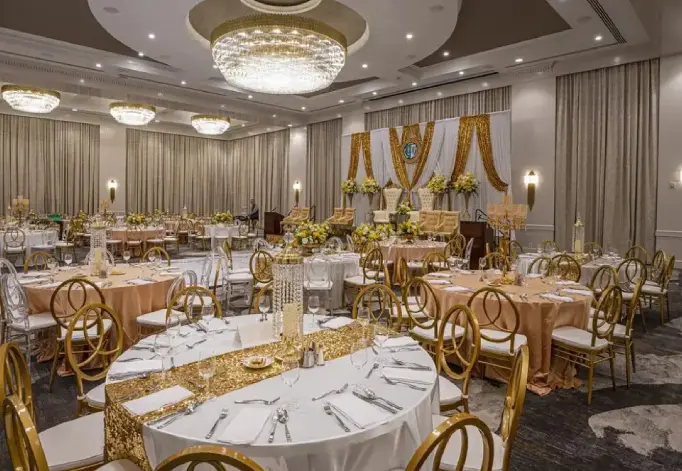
[{"x1": 304, "y1": 255, "x2": 333, "y2": 316}]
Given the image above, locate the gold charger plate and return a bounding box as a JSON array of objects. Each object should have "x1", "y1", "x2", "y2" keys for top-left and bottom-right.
[{"x1": 242, "y1": 356, "x2": 273, "y2": 370}]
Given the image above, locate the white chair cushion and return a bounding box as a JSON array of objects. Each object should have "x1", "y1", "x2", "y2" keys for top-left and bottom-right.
[
  {"x1": 406, "y1": 261, "x2": 423, "y2": 271},
  {"x1": 97, "y1": 460, "x2": 143, "y2": 471},
  {"x1": 587, "y1": 318, "x2": 627, "y2": 338},
  {"x1": 373, "y1": 211, "x2": 389, "y2": 223},
  {"x1": 126, "y1": 241, "x2": 142, "y2": 245},
  {"x1": 226, "y1": 272, "x2": 254, "y2": 283},
  {"x1": 9, "y1": 312, "x2": 56, "y2": 332},
  {"x1": 552, "y1": 326, "x2": 608, "y2": 350},
  {"x1": 136, "y1": 308, "x2": 184, "y2": 327},
  {"x1": 146, "y1": 239, "x2": 163, "y2": 243},
  {"x1": 106, "y1": 240, "x2": 122, "y2": 244},
  {"x1": 86, "y1": 383, "x2": 106, "y2": 409},
  {"x1": 54, "y1": 242, "x2": 75, "y2": 247},
  {"x1": 411, "y1": 321, "x2": 463, "y2": 341},
  {"x1": 392, "y1": 305, "x2": 428, "y2": 319},
  {"x1": 345, "y1": 275, "x2": 380, "y2": 286},
  {"x1": 164, "y1": 237, "x2": 178, "y2": 242},
  {"x1": 644, "y1": 280, "x2": 659, "y2": 287},
  {"x1": 304, "y1": 280, "x2": 333, "y2": 290},
  {"x1": 432, "y1": 414, "x2": 505, "y2": 471},
  {"x1": 439, "y1": 377, "x2": 463, "y2": 406},
  {"x1": 622, "y1": 291, "x2": 634, "y2": 301},
  {"x1": 641, "y1": 284, "x2": 667, "y2": 295},
  {"x1": 178, "y1": 295, "x2": 214, "y2": 307},
  {"x1": 4, "y1": 246, "x2": 24, "y2": 253},
  {"x1": 247, "y1": 233, "x2": 257, "y2": 237},
  {"x1": 59, "y1": 319, "x2": 112, "y2": 341},
  {"x1": 40, "y1": 411, "x2": 104, "y2": 471},
  {"x1": 480, "y1": 329, "x2": 528, "y2": 356}
]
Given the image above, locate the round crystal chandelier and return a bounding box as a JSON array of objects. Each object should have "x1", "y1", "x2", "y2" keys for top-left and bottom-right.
[
  {"x1": 109, "y1": 102, "x2": 156, "y2": 126},
  {"x1": 191, "y1": 114, "x2": 231, "y2": 135},
  {"x1": 211, "y1": 14, "x2": 347, "y2": 94},
  {"x1": 1, "y1": 85, "x2": 60, "y2": 114}
]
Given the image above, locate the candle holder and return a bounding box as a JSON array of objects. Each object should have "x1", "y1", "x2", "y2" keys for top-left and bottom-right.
[
  {"x1": 272, "y1": 243, "x2": 304, "y2": 346},
  {"x1": 487, "y1": 194, "x2": 528, "y2": 263}
]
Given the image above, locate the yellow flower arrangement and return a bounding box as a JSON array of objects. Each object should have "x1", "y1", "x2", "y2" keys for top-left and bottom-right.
[
  {"x1": 396, "y1": 201, "x2": 414, "y2": 216},
  {"x1": 211, "y1": 211, "x2": 234, "y2": 225},
  {"x1": 359, "y1": 177, "x2": 381, "y2": 195},
  {"x1": 398, "y1": 221, "x2": 421, "y2": 238},
  {"x1": 295, "y1": 221, "x2": 330, "y2": 246},
  {"x1": 453, "y1": 172, "x2": 479, "y2": 195},
  {"x1": 341, "y1": 179, "x2": 359, "y2": 195},
  {"x1": 426, "y1": 174, "x2": 448, "y2": 195},
  {"x1": 353, "y1": 223, "x2": 394, "y2": 245},
  {"x1": 126, "y1": 212, "x2": 147, "y2": 227}
]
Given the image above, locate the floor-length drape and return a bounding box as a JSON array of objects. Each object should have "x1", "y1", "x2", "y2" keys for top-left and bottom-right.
[
  {"x1": 126, "y1": 129, "x2": 289, "y2": 216},
  {"x1": 364, "y1": 86, "x2": 511, "y2": 130},
  {"x1": 305, "y1": 118, "x2": 342, "y2": 221},
  {"x1": 554, "y1": 59, "x2": 659, "y2": 253},
  {"x1": 0, "y1": 113, "x2": 99, "y2": 214}
]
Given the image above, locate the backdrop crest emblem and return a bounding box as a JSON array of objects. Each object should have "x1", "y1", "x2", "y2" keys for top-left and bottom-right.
[{"x1": 403, "y1": 140, "x2": 419, "y2": 162}]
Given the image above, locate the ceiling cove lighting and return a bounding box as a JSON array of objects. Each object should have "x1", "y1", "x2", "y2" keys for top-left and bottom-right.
[
  {"x1": 191, "y1": 114, "x2": 231, "y2": 135},
  {"x1": 211, "y1": 14, "x2": 347, "y2": 94},
  {"x1": 109, "y1": 102, "x2": 156, "y2": 126},
  {"x1": 1, "y1": 85, "x2": 60, "y2": 114}
]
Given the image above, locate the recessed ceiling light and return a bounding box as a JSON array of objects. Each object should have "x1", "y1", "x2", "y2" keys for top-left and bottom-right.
[
  {"x1": 181, "y1": 80, "x2": 186, "y2": 85},
  {"x1": 241, "y1": 124, "x2": 245, "y2": 127},
  {"x1": 157, "y1": 92, "x2": 163, "y2": 96},
  {"x1": 372, "y1": 91, "x2": 377, "y2": 96},
  {"x1": 138, "y1": 52, "x2": 144, "y2": 57},
  {"x1": 336, "y1": 114, "x2": 341, "y2": 118},
  {"x1": 364, "y1": 106, "x2": 370, "y2": 111},
  {"x1": 266, "y1": 127, "x2": 271, "y2": 131},
  {"x1": 515, "y1": 58, "x2": 523, "y2": 63},
  {"x1": 301, "y1": 106, "x2": 306, "y2": 110},
  {"x1": 148, "y1": 33, "x2": 156, "y2": 39},
  {"x1": 443, "y1": 51, "x2": 450, "y2": 57},
  {"x1": 71, "y1": 108, "x2": 78, "y2": 112},
  {"x1": 412, "y1": 82, "x2": 417, "y2": 86},
  {"x1": 458, "y1": 71, "x2": 464, "y2": 76},
  {"x1": 482, "y1": 82, "x2": 489, "y2": 88},
  {"x1": 398, "y1": 99, "x2": 404, "y2": 104},
  {"x1": 154, "y1": 119, "x2": 160, "y2": 123},
  {"x1": 288, "y1": 124, "x2": 292, "y2": 127},
  {"x1": 95, "y1": 63, "x2": 102, "y2": 68},
  {"x1": 220, "y1": 104, "x2": 225, "y2": 108},
  {"x1": 406, "y1": 33, "x2": 413, "y2": 40},
  {"x1": 362, "y1": 63, "x2": 368, "y2": 68},
  {"x1": 594, "y1": 34, "x2": 603, "y2": 42},
  {"x1": 248, "y1": 95, "x2": 253, "y2": 99},
  {"x1": 437, "y1": 91, "x2": 443, "y2": 96},
  {"x1": 103, "y1": 6, "x2": 119, "y2": 14},
  {"x1": 79, "y1": 79, "x2": 85, "y2": 84},
  {"x1": 614, "y1": 56, "x2": 622, "y2": 64},
  {"x1": 272, "y1": 114, "x2": 277, "y2": 117},
  {"x1": 338, "y1": 99, "x2": 344, "y2": 103}
]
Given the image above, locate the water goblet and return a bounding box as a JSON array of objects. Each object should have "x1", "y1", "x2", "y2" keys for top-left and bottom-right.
[
  {"x1": 259, "y1": 294, "x2": 271, "y2": 322},
  {"x1": 280, "y1": 356, "x2": 301, "y2": 410},
  {"x1": 47, "y1": 258, "x2": 58, "y2": 280},
  {"x1": 64, "y1": 253, "x2": 73, "y2": 267},
  {"x1": 350, "y1": 339, "x2": 369, "y2": 387},
  {"x1": 154, "y1": 333, "x2": 172, "y2": 378},
  {"x1": 123, "y1": 250, "x2": 131, "y2": 265},
  {"x1": 198, "y1": 349, "x2": 217, "y2": 389},
  {"x1": 308, "y1": 295, "x2": 320, "y2": 329}
]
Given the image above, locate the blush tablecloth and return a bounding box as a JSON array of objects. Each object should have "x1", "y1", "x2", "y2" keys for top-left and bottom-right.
[{"x1": 380, "y1": 241, "x2": 446, "y2": 283}]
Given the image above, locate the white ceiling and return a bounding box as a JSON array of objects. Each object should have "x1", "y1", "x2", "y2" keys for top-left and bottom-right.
[{"x1": 0, "y1": 0, "x2": 678, "y2": 137}]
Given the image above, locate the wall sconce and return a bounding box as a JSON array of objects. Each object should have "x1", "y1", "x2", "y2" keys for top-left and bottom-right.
[
  {"x1": 107, "y1": 179, "x2": 118, "y2": 203},
  {"x1": 524, "y1": 171, "x2": 538, "y2": 211},
  {"x1": 293, "y1": 180, "x2": 302, "y2": 206}
]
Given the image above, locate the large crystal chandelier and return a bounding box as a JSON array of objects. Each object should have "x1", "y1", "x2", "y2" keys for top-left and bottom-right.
[
  {"x1": 1, "y1": 85, "x2": 60, "y2": 114},
  {"x1": 109, "y1": 102, "x2": 156, "y2": 126},
  {"x1": 211, "y1": 14, "x2": 347, "y2": 94},
  {"x1": 191, "y1": 114, "x2": 231, "y2": 135}
]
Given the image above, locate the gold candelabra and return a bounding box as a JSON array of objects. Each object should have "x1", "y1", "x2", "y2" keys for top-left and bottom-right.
[
  {"x1": 11, "y1": 195, "x2": 29, "y2": 223},
  {"x1": 487, "y1": 194, "x2": 528, "y2": 258}
]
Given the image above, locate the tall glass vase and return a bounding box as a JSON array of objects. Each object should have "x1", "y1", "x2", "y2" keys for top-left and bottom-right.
[{"x1": 463, "y1": 194, "x2": 472, "y2": 220}]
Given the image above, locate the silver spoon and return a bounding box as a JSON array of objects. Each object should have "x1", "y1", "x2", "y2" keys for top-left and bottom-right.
[
  {"x1": 323, "y1": 402, "x2": 350, "y2": 432},
  {"x1": 312, "y1": 383, "x2": 348, "y2": 401},
  {"x1": 382, "y1": 375, "x2": 427, "y2": 390},
  {"x1": 278, "y1": 408, "x2": 292, "y2": 443},
  {"x1": 390, "y1": 357, "x2": 431, "y2": 370},
  {"x1": 362, "y1": 387, "x2": 403, "y2": 410}
]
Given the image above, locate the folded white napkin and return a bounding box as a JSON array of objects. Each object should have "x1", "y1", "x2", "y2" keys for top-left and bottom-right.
[
  {"x1": 540, "y1": 293, "x2": 574, "y2": 303},
  {"x1": 109, "y1": 359, "x2": 163, "y2": 379},
  {"x1": 428, "y1": 272, "x2": 451, "y2": 278},
  {"x1": 39, "y1": 281, "x2": 62, "y2": 289},
  {"x1": 526, "y1": 273, "x2": 542, "y2": 279},
  {"x1": 426, "y1": 279, "x2": 451, "y2": 285},
  {"x1": 125, "y1": 385, "x2": 193, "y2": 416},
  {"x1": 443, "y1": 285, "x2": 473, "y2": 293},
  {"x1": 19, "y1": 278, "x2": 48, "y2": 286},
  {"x1": 457, "y1": 270, "x2": 474, "y2": 275},
  {"x1": 128, "y1": 278, "x2": 152, "y2": 285},
  {"x1": 492, "y1": 269, "x2": 503, "y2": 275},
  {"x1": 230, "y1": 268, "x2": 251, "y2": 274},
  {"x1": 556, "y1": 280, "x2": 576, "y2": 286},
  {"x1": 218, "y1": 407, "x2": 271, "y2": 444},
  {"x1": 376, "y1": 336, "x2": 419, "y2": 348},
  {"x1": 563, "y1": 288, "x2": 592, "y2": 297},
  {"x1": 320, "y1": 317, "x2": 354, "y2": 330},
  {"x1": 197, "y1": 318, "x2": 231, "y2": 333},
  {"x1": 21, "y1": 272, "x2": 44, "y2": 278},
  {"x1": 327, "y1": 393, "x2": 391, "y2": 429},
  {"x1": 382, "y1": 367, "x2": 435, "y2": 385}
]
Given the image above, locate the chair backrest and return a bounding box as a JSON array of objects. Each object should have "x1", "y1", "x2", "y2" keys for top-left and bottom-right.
[
  {"x1": 325, "y1": 236, "x2": 344, "y2": 252},
  {"x1": 329, "y1": 208, "x2": 343, "y2": 221},
  {"x1": 417, "y1": 188, "x2": 434, "y2": 211},
  {"x1": 499, "y1": 345, "x2": 530, "y2": 470},
  {"x1": 23, "y1": 251, "x2": 54, "y2": 274},
  {"x1": 297, "y1": 207, "x2": 310, "y2": 220},
  {"x1": 584, "y1": 242, "x2": 603, "y2": 257},
  {"x1": 64, "y1": 303, "x2": 123, "y2": 400},
  {"x1": 361, "y1": 248, "x2": 386, "y2": 284},
  {"x1": 438, "y1": 211, "x2": 459, "y2": 234},
  {"x1": 253, "y1": 282, "x2": 273, "y2": 313},
  {"x1": 589, "y1": 265, "x2": 618, "y2": 293},
  {"x1": 167, "y1": 270, "x2": 198, "y2": 307},
  {"x1": 541, "y1": 240, "x2": 559, "y2": 253},
  {"x1": 49, "y1": 278, "x2": 106, "y2": 330},
  {"x1": 0, "y1": 258, "x2": 18, "y2": 277},
  {"x1": 405, "y1": 412, "x2": 494, "y2": 471},
  {"x1": 84, "y1": 249, "x2": 116, "y2": 267},
  {"x1": 167, "y1": 285, "x2": 223, "y2": 321},
  {"x1": 345, "y1": 234, "x2": 355, "y2": 253},
  {"x1": 588, "y1": 285, "x2": 623, "y2": 346},
  {"x1": 623, "y1": 279, "x2": 644, "y2": 338},
  {"x1": 0, "y1": 344, "x2": 33, "y2": 420},
  {"x1": 222, "y1": 239, "x2": 234, "y2": 267},
  {"x1": 616, "y1": 258, "x2": 647, "y2": 291},
  {"x1": 444, "y1": 234, "x2": 466, "y2": 258},
  {"x1": 395, "y1": 257, "x2": 411, "y2": 290},
  {"x1": 126, "y1": 227, "x2": 142, "y2": 242},
  {"x1": 650, "y1": 249, "x2": 666, "y2": 283},
  {"x1": 528, "y1": 256, "x2": 551, "y2": 275},
  {"x1": 437, "y1": 305, "x2": 481, "y2": 412},
  {"x1": 143, "y1": 247, "x2": 171, "y2": 266},
  {"x1": 156, "y1": 445, "x2": 265, "y2": 471},
  {"x1": 3, "y1": 395, "x2": 49, "y2": 471},
  {"x1": 659, "y1": 254, "x2": 676, "y2": 291},
  {"x1": 464, "y1": 237, "x2": 475, "y2": 267},
  {"x1": 467, "y1": 287, "x2": 521, "y2": 354},
  {"x1": 383, "y1": 187, "x2": 402, "y2": 213},
  {"x1": 3, "y1": 228, "x2": 25, "y2": 248},
  {"x1": 305, "y1": 255, "x2": 330, "y2": 285},
  {"x1": 249, "y1": 250, "x2": 274, "y2": 283},
  {"x1": 549, "y1": 254, "x2": 581, "y2": 282},
  {"x1": 419, "y1": 211, "x2": 441, "y2": 232},
  {"x1": 423, "y1": 252, "x2": 448, "y2": 274},
  {"x1": 402, "y1": 277, "x2": 440, "y2": 334},
  {"x1": 509, "y1": 240, "x2": 523, "y2": 260},
  {"x1": 343, "y1": 208, "x2": 355, "y2": 221},
  {"x1": 625, "y1": 245, "x2": 648, "y2": 264},
  {"x1": 351, "y1": 283, "x2": 402, "y2": 330},
  {"x1": 482, "y1": 252, "x2": 510, "y2": 271},
  {"x1": 1, "y1": 274, "x2": 30, "y2": 328}
]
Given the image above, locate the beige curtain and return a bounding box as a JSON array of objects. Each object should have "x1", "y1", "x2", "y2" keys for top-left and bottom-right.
[
  {"x1": 126, "y1": 129, "x2": 289, "y2": 215},
  {"x1": 364, "y1": 86, "x2": 511, "y2": 130},
  {"x1": 555, "y1": 59, "x2": 659, "y2": 253},
  {"x1": 305, "y1": 118, "x2": 342, "y2": 221},
  {"x1": 0, "y1": 113, "x2": 99, "y2": 215}
]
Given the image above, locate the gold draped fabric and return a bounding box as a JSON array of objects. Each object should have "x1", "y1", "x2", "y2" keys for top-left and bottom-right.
[
  {"x1": 348, "y1": 131, "x2": 373, "y2": 180},
  {"x1": 450, "y1": 114, "x2": 508, "y2": 193},
  {"x1": 388, "y1": 122, "x2": 435, "y2": 190},
  {"x1": 105, "y1": 323, "x2": 369, "y2": 470}
]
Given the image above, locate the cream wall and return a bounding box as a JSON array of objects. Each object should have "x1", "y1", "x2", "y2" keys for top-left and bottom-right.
[{"x1": 287, "y1": 126, "x2": 307, "y2": 214}]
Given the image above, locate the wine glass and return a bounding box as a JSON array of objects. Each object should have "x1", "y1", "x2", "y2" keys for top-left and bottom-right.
[
  {"x1": 154, "y1": 333, "x2": 172, "y2": 378},
  {"x1": 166, "y1": 313, "x2": 182, "y2": 340},
  {"x1": 64, "y1": 253, "x2": 73, "y2": 268},
  {"x1": 357, "y1": 306, "x2": 370, "y2": 335},
  {"x1": 123, "y1": 250, "x2": 131, "y2": 265},
  {"x1": 280, "y1": 356, "x2": 301, "y2": 410},
  {"x1": 308, "y1": 295, "x2": 320, "y2": 328},
  {"x1": 259, "y1": 294, "x2": 271, "y2": 322},
  {"x1": 47, "y1": 258, "x2": 58, "y2": 280},
  {"x1": 198, "y1": 349, "x2": 216, "y2": 389},
  {"x1": 350, "y1": 339, "x2": 369, "y2": 386}
]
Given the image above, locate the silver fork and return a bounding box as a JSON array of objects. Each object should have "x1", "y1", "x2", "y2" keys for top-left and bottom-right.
[
  {"x1": 157, "y1": 401, "x2": 199, "y2": 429},
  {"x1": 205, "y1": 408, "x2": 230, "y2": 439},
  {"x1": 312, "y1": 383, "x2": 348, "y2": 401},
  {"x1": 390, "y1": 357, "x2": 431, "y2": 370},
  {"x1": 234, "y1": 397, "x2": 280, "y2": 405},
  {"x1": 382, "y1": 375, "x2": 427, "y2": 391}
]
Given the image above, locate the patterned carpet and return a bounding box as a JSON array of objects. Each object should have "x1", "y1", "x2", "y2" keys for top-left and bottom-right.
[{"x1": 2, "y1": 252, "x2": 682, "y2": 470}]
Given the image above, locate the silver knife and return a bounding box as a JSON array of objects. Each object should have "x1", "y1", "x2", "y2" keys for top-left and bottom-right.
[
  {"x1": 352, "y1": 391, "x2": 397, "y2": 414},
  {"x1": 267, "y1": 413, "x2": 279, "y2": 443},
  {"x1": 365, "y1": 362, "x2": 379, "y2": 379}
]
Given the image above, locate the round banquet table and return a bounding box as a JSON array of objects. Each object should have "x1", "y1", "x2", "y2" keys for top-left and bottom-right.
[
  {"x1": 24, "y1": 264, "x2": 177, "y2": 347},
  {"x1": 0, "y1": 229, "x2": 59, "y2": 265},
  {"x1": 104, "y1": 315, "x2": 438, "y2": 471},
  {"x1": 110, "y1": 226, "x2": 165, "y2": 245},
  {"x1": 380, "y1": 241, "x2": 446, "y2": 283},
  {"x1": 424, "y1": 271, "x2": 592, "y2": 395},
  {"x1": 517, "y1": 253, "x2": 626, "y2": 285}
]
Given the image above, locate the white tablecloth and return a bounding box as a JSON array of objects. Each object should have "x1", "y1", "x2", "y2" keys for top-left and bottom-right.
[
  {"x1": 0, "y1": 229, "x2": 58, "y2": 265},
  {"x1": 109, "y1": 315, "x2": 438, "y2": 471},
  {"x1": 305, "y1": 253, "x2": 361, "y2": 309}
]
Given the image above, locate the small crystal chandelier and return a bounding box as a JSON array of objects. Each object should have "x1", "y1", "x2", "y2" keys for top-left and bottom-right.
[
  {"x1": 211, "y1": 14, "x2": 347, "y2": 94},
  {"x1": 191, "y1": 114, "x2": 231, "y2": 135},
  {"x1": 1, "y1": 85, "x2": 60, "y2": 114},
  {"x1": 109, "y1": 102, "x2": 156, "y2": 126}
]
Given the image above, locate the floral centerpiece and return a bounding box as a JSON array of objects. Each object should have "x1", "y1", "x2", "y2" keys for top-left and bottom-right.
[
  {"x1": 126, "y1": 212, "x2": 147, "y2": 227},
  {"x1": 211, "y1": 211, "x2": 234, "y2": 225},
  {"x1": 398, "y1": 221, "x2": 421, "y2": 242},
  {"x1": 427, "y1": 173, "x2": 449, "y2": 209},
  {"x1": 453, "y1": 172, "x2": 479, "y2": 219},
  {"x1": 376, "y1": 223, "x2": 395, "y2": 240},
  {"x1": 396, "y1": 200, "x2": 413, "y2": 216},
  {"x1": 295, "y1": 221, "x2": 330, "y2": 255},
  {"x1": 27, "y1": 209, "x2": 38, "y2": 224},
  {"x1": 353, "y1": 223, "x2": 394, "y2": 246},
  {"x1": 341, "y1": 179, "x2": 359, "y2": 207},
  {"x1": 359, "y1": 177, "x2": 381, "y2": 208}
]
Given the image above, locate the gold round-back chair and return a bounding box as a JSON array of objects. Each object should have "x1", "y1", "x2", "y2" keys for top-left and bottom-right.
[
  {"x1": 143, "y1": 246, "x2": 171, "y2": 266},
  {"x1": 23, "y1": 250, "x2": 55, "y2": 273},
  {"x1": 549, "y1": 254, "x2": 581, "y2": 282},
  {"x1": 649, "y1": 249, "x2": 666, "y2": 283},
  {"x1": 481, "y1": 252, "x2": 510, "y2": 271},
  {"x1": 156, "y1": 445, "x2": 264, "y2": 471},
  {"x1": 540, "y1": 240, "x2": 559, "y2": 253},
  {"x1": 168, "y1": 285, "x2": 223, "y2": 323},
  {"x1": 625, "y1": 245, "x2": 648, "y2": 265},
  {"x1": 402, "y1": 277, "x2": 440, "y2": 347},
  {"x1": 584, "y1": 242, "x2": 603, "y2": 258},
  {"x1": 0, "y1": 343, "x2": 34, "y2": 420},
  {"x1": 351, "y1": 283, "x2": 403, "y2": 331},
  {"x1": 444, "y1": 234, "x2": 466, "y2": 259},
  {"x1": 249, "y1": 250, "x2": 274, "y2": 312},
  {"x1": 588, "y1": 265, "x2": 618, "y2": 298},
  {"x1": 423, "y1": 252, "x2": 449, "y2": 274},
  {"x1": 527, "y1": 256, "x2": 551, "y2": 275}
]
